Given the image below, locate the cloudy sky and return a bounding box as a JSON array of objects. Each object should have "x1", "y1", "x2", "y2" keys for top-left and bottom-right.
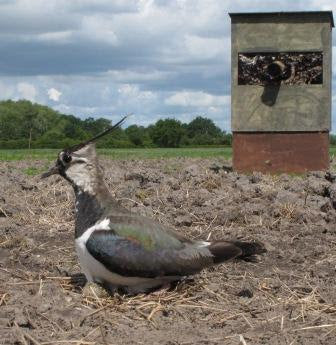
[{"x1": 0, "y1": 0, "x2": 335, "y2": 131}]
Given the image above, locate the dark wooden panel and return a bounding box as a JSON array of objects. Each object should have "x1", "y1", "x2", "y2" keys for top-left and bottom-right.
[{"x1": 233, "y1": 132, "x2": 329, "y2": 173}]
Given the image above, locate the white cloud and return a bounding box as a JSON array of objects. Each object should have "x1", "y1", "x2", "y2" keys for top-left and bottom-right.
[
  {"x1": 47, "y1": 87, "x2": 62, "y2": 101},
  {"x1": 81, "y1": 16, "x2": 118, "y2": 45},
  {"x1": 118, "y1": 84, "x2": 141, "y2": 96},
  {"x1": 17, "y1": 82, "x2": 37, "y2": 101},
  {"x1": 184, "y1": 34, "x2": 228, "y2": 61},
  {"x1": 309, "y1": 0, "x2": 336, "y2": 11},
  {"x1": 106, "y1": 69, "x2": 170, "y2": 83},
  {"x1": 35, "y1": 30, "x2": 73, "y2": 44},
  {"x1": 118, "y1": 84, "x2": 156, "y2": 100},
  {"x1": 165, "y1": 91, "x2": 230, "y2": 107},
  {"x1": 0, "y1": 81, "x2": 15, "y2": 99},
  {"x1": 54, "y1": 103, "x2": 98, "y2": 116}
]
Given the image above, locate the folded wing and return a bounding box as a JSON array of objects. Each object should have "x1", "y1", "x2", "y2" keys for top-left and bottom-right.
[{"x1": 86, "y1": 228, "x2": 215, "y2": 278}]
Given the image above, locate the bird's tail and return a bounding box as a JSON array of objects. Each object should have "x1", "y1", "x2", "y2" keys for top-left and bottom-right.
[{"x1": 208, "y1": 240, "x2": 266, "y2": 264}]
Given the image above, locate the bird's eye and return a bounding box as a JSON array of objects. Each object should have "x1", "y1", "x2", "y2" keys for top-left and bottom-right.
[{"x1": 63, "y1": 153, "x2": 72, "y2": 163}]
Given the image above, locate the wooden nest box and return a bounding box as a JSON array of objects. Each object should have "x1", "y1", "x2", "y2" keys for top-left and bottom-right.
[{"x1": 229, "y1": 11, "x2": 334, "y2": 173}]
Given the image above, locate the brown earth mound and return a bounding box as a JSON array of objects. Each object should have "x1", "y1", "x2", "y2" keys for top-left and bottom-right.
[{"x1": 0, "y1": 158, "x2": 336, "y2": 345}]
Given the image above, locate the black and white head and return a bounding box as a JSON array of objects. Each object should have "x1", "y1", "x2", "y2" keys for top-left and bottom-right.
[{"x1": 41, "y1": 116, "x2": 127, "y2": 193}]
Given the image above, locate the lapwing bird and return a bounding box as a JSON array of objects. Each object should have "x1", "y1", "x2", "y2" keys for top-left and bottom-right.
[{"x1": 42, "y1": 117, "x2": 266, "y2": 295}]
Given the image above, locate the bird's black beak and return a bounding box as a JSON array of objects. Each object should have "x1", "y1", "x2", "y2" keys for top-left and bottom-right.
[{"x1": 41, "y1": 165, "x2": 59, "y2": 179}]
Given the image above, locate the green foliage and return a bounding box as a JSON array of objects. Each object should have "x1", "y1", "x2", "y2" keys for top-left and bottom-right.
[
  {"x1": 97, "y1": 127, "x2": 134, "y2": 148},
  {"x1": 83, "y1": 117, "x2": 111, "y2": 136},
  {"x1": 125, "y1": 125, "x2": 150, "y2": 146},
  {"x1": 330, "y1": 134, "x2": 336, "y2": 146},
  {"x1": 149, "y1": 118, "x2": 185, "y2": 148},
  {"x1": 0, "y1": 100, "x2": 111, "y2": 149},
  {"x1": 0, "y1": 100, "x2": 234, "y2": 149},
  {"x1": 186, "y1": 116, "x2": 228, "y2": 146},
  {"x1": 220, "y1": 132, "x2": 232, "y2": 146},
  {"x1": 187, "y1": 116, "x2": 221, "y2": 137}
]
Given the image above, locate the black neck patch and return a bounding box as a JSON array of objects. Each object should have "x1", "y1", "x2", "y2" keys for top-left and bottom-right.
[{"x1": 74, "y1": 191, "x2": 105, "y2": 238}]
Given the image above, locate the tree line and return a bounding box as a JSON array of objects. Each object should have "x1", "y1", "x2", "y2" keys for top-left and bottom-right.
[
  {"x1": 0, "y1": 100, "x2": 232, "y2": 149},
  {"x1": 1, "y1": 100, "x2": 335, "y2": 149}
]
